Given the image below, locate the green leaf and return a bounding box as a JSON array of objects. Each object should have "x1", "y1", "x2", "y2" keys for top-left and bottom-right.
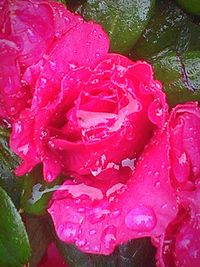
[
  {"x1": 0, "y1": 186, "x2": 31, "y2": 267},
  {"x1": 0, "y1": 127, "x2": 22, "y2": 208},
  {"x1": 80, "y1": 0, "x2": 155, "y2": 54},
  {"x1": 175, "y1": 0, "x2": 200, "y2": 16},
  {"x1": 25, "y1": 216, "x2": 53, "y2": 267},
  {"x1": 132, "y1": 0, "x2": 199, "y2": 60},
  {"x1": 153, "y1": 51, "x2": 200, "y2": 107}
]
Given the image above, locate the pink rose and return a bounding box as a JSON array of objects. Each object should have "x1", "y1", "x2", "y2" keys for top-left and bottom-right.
[
  {"x1": 0, "y1": 0, "x2": 106, "y2": 123},
  {"x1": 0, "y1": 34, "x2": 31, "y2": 125},
  {"x1": 10, "y1": 53, "x2": 168, "y2": 182},
  {"x1": 156, "y1": 102, "x2": 200, "y2": 267},
  {"x1": 157, "y1": 191, "x2": 200, "y2": 267},
  {"x1": 48, "y1": 102, "x2": 200, "y2": 256},
  {"x1": 48, "y1": 126, "x2": 177, "y2": 255}
]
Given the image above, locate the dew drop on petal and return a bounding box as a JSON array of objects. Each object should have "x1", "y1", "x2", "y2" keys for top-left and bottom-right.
[
  {"x1": 18, "y1": 144, "x2": 29, "y2": 156},
  {"x1": 148, "y1": 170, "x2": 152, "y2": 175},
  {"x1": 95, "y1": 52, "x2": 100, "y2": 58},
  {"x1": 154, "y1": 181, "x2": 161, "y2": 188},
  {"x1": 88, "y1": 207, "x2": 110, "y2": 224},
  {"x1": 125, "y1": 205, "x2": 156, "y2": 231},
  {"x1": 161, "y1": 203, "x2": 168, "y2": 209},
  {"x1": 93, "y1": 245, "x2": 101, "y2": 252},
  {"x1": 64, "y1": 17, "x2": 70, "y2": 24},
  {"x1": 27, "y1": 28, "x2": 37, "y2": 43},
  {"x1": 58, "y1": 222, "x2": 80, "y2": 242},
  {"x1": 75, "y1": 239, "x2": 87, "y2": 248},
  {"x1": 111, "y1": 209, "x2": 121, "y2": 218},
  {"x1": 89, "y1": 229, "x2": 97, "y2": 236},
  {"x1": 126, "y1": 124, "x2": 134, "y2": 141},
  {"x1": 101, "y1": 225, "x2": 117, "y2": 250},
  {"x1": 78, "y1": 207, "x2": 85, "y2": 213}
]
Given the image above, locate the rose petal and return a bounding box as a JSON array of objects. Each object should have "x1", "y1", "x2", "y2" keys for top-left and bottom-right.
[
  {"x1": 9, "y1": 109, "x2": 40, "y2": 175},
  {"x1": 48, "y1": 129, "x2": 177, "y2": 255},
  {"x1": 11, "y1": 55, "x2": 168, "y2": 182},
  {"x1": 0, "y1": 0, "x2": 55, "y2": 66},
  {"x1": 157, "y1": 189, "x2": 200, "y2": 267},
  {"x1": 0, "y1": 35, "x2": 30, "y2": 123},
  {"x1": 169, "y1": 102, "x2": 200, "y2": 187}
]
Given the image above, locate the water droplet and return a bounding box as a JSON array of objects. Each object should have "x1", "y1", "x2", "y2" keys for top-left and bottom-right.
[
  {"x1": 120, "y1": 128, "x2": 126, "y2": 137},
  {"x1": 106, "y1": 183, "x2": 126, "y2": 197},
  {"x1": 125, "y1": 205, "x2": 156, "y2": 231},
  {"x1": 91, "y1": 78, "x2": 99, "y2": 84},
  {"x1": 40, "y1": 129, "x2": 48, "y2": 140},
  {"x1": 75, "y1": 239, "x2": 87, "y2": 248},
  {"x1": 49, "y1": 60, "x2": 56, "y2": 71},
  {"x1": 69, "y1": 63, "x2": 76, "y2": 69},
  {"x1": 46, "y1": 173, "x2": 52, "y2": 181},
  {"x1": 18, "y1": 143, "x2": 29, "y2": 156},
  {"x1": 14, "y1": 123, "x2": 22, "y2": 133},
  {"x1": 9, "y1": 106, "x2": 16, "y2": 114},
  {"x1": 161, "y1": 164, "x2": 165, "y2": 169},
  {"x1": 89, "y1": 208, "x2": 110, "y2": 224},
  {"x1": 154, "y1": 181, "x2": 161, "y2": 188},
  {"x1": 78, "y1": 208, "x2": 85, "y2": 213},
  {"x1": 156, "y1": 107, "x2": 163, "y2": 117},
  {"x1": 148, "y1": 170, "x2": 152, "y2": 175},
  {"x1": 126, "y1": 125, "x2": 134, "y2": 141},
  {"x1": 27, "y1": 28, "x2": 37, "y2": 43},
  {"x1": 178, "y1": 238, "x2": 191, "y2": 249},
  {"x1": 111, "y1": 210, "x2": 120, "y2": 218},
  {"x1": 64, "y1": 17, "x2": 70, "y2": 23},
  {"x1": 161, "y1": 204, "x2": 168, "y2": 209},
  {"x1": 89, "y1": 229, "x2": 96, "y2": 236},
  {"x1": 101, "y1": 225, "x2": 117, "y2": 250},
  {"x1": 48, "y1": 140, "x2": 55, "y2": 148},
  {"x1": 58, "y1": 222, "x2": 80, "y2": 242},
  {"x1": 121, "y1": 158, "x2": 135, "y2": 171},
  {"x1": 40, "y1": 77, "x2": 47, "y2": 88},
  {"x1": 178, "y1": 153, "x2": 187, "y2": 164}
]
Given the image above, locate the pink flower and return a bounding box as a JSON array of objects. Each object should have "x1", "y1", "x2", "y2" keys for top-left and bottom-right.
[
  {"x1": 48, "y1": 127, "x2": 177, "y2": 255},
  {"x1": 0, "y1": 0, "x2": 107, "y2": 123},
  {"x1": 0, "y1": 34, "x2": 31, "y2": 125},
  {"x1": 157, "y1": 190, "x2": 200, "y2": 267},
  {"x1": 38, "y1": 242, "x2": 68, "y2": 267},
  {"x1": 48, "y1": 102, "x2": 200, "y2": 256},
  {"x1": 10, "y1": 54, "x2": 168, "y2": 182},
  {"x1": 169, "y1": 102, "x2": 200, "y2": 189},
  {"x1": 156, "y1": 102, "x2": 200, "y2": 267}
]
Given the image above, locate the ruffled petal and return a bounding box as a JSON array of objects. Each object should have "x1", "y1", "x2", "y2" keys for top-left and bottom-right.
[
  {"x1": 48, "y1": 129, "x2": 177, "y2": 254},
  {"x1": 0, "y1": 35, "x2": 30, "y2": 123},
  {"x1": 169, "y1": 102, "x2": 200, "y2": 188}
]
